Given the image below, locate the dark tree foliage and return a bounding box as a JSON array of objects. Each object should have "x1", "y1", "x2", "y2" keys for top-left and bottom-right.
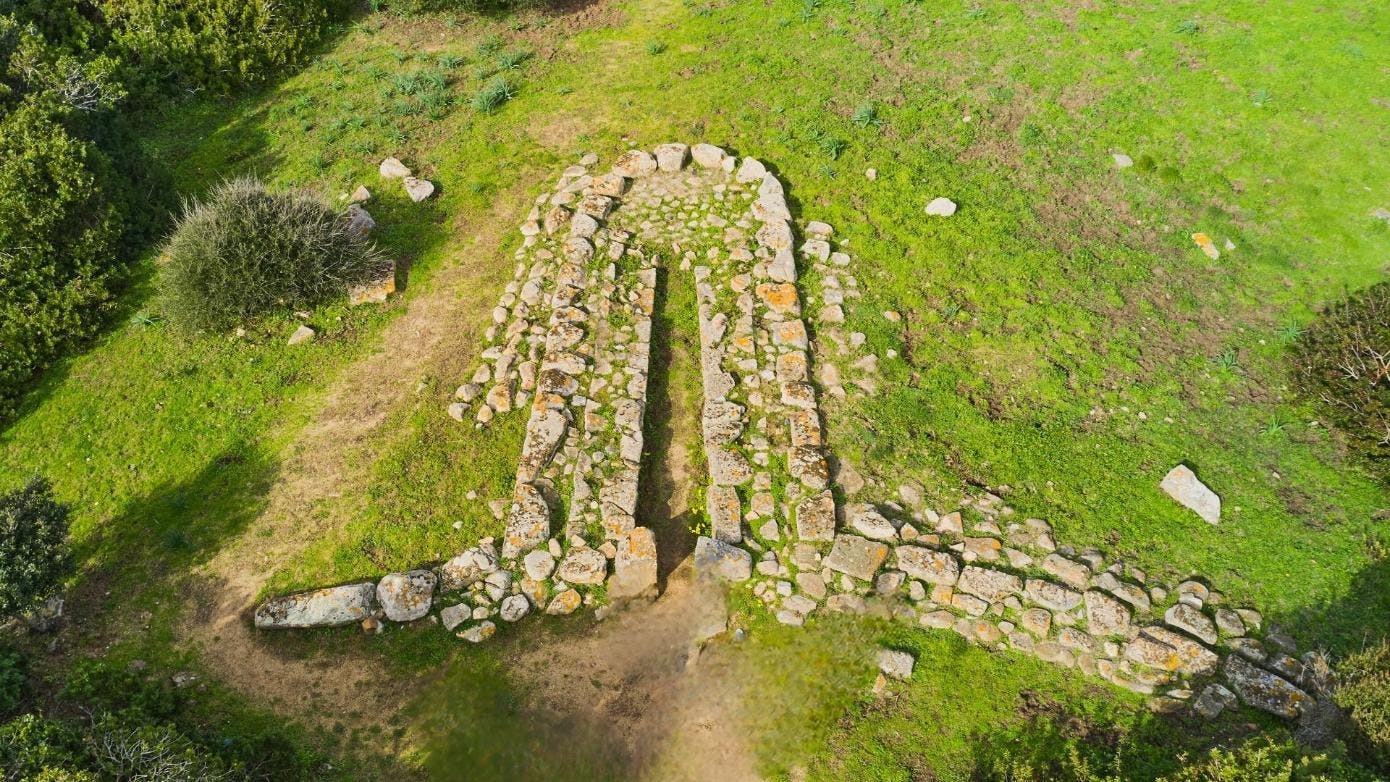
[{"x1": 0, "y1": 476, "x2": 72, "y2": 617}]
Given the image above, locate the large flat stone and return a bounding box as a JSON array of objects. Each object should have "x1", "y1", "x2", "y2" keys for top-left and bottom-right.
[
  {"x1": 1160, "y1": 464, "x2": 1220, "y2": 524},
  {"x1": 1223, "y1": 654, "x2": 1309, "y2": 718},
  {"x1": 609, "y1": 527, "x2": 658, "y2": 601},
  {"x1": 1124, "y1": 626, "x2": 1219, "y2": 676},
  {"x1": 254, "y1": 583, "x2": 377, "y2": 629},
  {"x1": 795, "y1": 490, "x2": 836, "y2": 542},
  {"x1": 1164, "y1": 602, "x2": 1218, "y2": 645},
  {"x1": 956, "y1": 566, "x2": 1022, "y2": 602},
  {"x1": 694, "y1": 536, "x2": 753, "y2": 582},
  {"x1": 502, "y1": 483, "x2": 551, "y2": 560},
  {"x1": 1024, "y1": 579, "x2": 1083, "y2": 611},
  {"x1": 824, "y1": 534, "x2": 890, "y2": 581},
  {"x1": 1084, "y1": 590, "x2": 1131, "y2": 637},
  {"x1": 707, "y1": 485, "x2": 743, "y2": 544},
  {"x1": 556, "y1": 548, "x2": 607, "y2": 585},
  {"x1": 895, "y1": 546, "x2": 960, "y2": 585}
]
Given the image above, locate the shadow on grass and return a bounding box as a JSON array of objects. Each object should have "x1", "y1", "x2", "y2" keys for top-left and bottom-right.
[
  {"x1": 1270, "y1": 553, "x2": 1390, "y2": 658},
  {"x1": 638, "y1": 261, "x2": 700, "y2": 584},
  {"x1": 70, "y1": 443, "x2": 280, "y2": 598},
  {"x1": 408, "y1": 638, "x2": 632, "y2": 782}
]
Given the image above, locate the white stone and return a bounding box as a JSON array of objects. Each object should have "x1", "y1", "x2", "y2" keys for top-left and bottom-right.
[
  {"x1": 1160, "y1": 464, "x2": 1220, "y2": 524},
  {"x1": 500, "y1": 595, "x2": 531, "y2": 622},
  {"x1": 925, "y1": 197, "x2": 957, "y2": 217},
  {"x1": 379, "y1": 157, "x2": 411, "y2": 178},
  {"x1": 404, "y1": 177, "x2": 436, "y2": 202},
  {"x1": 254, "y1": 583, "x2": 377, "y2": 628},
  {"x1": 877, "y1": 648, "x2": 915, "y2": 680},
  {"x1": 287, "y1": 325, "x2": 316, "y2": 345}
]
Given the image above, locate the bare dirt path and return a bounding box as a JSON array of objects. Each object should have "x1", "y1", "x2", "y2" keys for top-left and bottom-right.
[
  {"x1": 508, "y1": 563, "x2": 762, "y2": 782},
  {"x1": 179, "y1": 230, "x2": 501, "y2": 733}
]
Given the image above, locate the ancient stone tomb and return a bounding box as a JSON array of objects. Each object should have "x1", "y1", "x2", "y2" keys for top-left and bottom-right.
[{"x1": 256, "y1": 143, "x2": 1318, "y2": 724}]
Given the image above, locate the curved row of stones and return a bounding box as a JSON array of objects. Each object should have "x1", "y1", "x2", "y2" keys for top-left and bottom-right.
[{"x1": 254, "y1": 143, "x2": 1316, "y2": 724}]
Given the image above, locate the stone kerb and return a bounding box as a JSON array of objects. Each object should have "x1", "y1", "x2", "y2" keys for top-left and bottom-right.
[{"x1": 255, "y1": 143, "x2": 1319, "y2": 725}]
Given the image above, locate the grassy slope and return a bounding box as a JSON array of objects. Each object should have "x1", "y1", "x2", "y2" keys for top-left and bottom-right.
[{"x1": 2, "y1": 0, "x2": 1388, "y2": 779}]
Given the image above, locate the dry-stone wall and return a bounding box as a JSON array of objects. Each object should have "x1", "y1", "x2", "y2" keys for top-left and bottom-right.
[{"x1": 256, "y1": 143, "x2": 1320, "y2": 725}]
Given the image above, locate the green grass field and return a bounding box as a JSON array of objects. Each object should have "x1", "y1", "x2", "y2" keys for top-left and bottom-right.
[{"x1": 3, "y1": 0, "x2": 1388, "y2": 778}]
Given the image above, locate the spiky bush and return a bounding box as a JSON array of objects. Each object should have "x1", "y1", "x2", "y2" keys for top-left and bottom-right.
[
  {"x1": 160, "y1": 179, "x2": 391, "y2": 332},
  {"x1": 1291, "y1": 282, "x2": 1390, "y2": 482},
  {"x1": 1337, "y1": 639, "x2": 1390, "y2": 773}
]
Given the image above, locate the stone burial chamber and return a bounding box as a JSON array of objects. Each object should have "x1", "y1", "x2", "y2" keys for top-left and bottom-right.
[{"x1": 255, "y1": 143, "x2": 1321, "y2": 725}]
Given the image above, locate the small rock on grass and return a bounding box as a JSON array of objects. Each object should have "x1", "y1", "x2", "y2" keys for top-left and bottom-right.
[
  {"x1": 458, "y1": 621, "x2": 496, "y2": 643},
  {"x1": 1191, "y1": 232, "x2": 1220, "y2": 260},
  {"x1": 379, "y1": 157, "x2": 411, "y2": 178},
  {"x1": 287, "y1": 325, "x2": 316, "y2": 345},
  {"x1": 404, "y1": 176, "x2": 436, "y2": 202},
  {"x1": 877, "y1": 648, "x2": 915, "y2": 680},
  {"x1": 925, "y1": 197, "x2": 957, "y2": 217},
  {"x1": 1113, "y1": 153, "x2": 1133, "y2": 169},
  {"x1": 1160, "y1": 464, "x2": 1220, "y2": 524}
]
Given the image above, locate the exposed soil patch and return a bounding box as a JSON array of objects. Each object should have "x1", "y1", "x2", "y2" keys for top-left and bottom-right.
[{"x1": 509, "y1": 562, "x2": 761, "y2": 782}]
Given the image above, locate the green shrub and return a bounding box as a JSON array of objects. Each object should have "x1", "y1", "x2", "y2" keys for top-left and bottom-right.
[
  {"x1": 100, "y1": 0, "x2": 347, "y2": 97},
  {"x1": 0, "y1": 477, "x2": 73, "y2": 617},
  {"x1": 1160, "y1": 737, "x2": 1378, "y2": 781},
  {"x1": 0, "y1": 99, "x2": 125, "y2": 417},
  {"x1": 471, "y1": 75, "x2": 513, "y2": 113},
  {"x1": 1291, "y1": 282, "x2": 1390, "y2": 481},
  {"x1": 0, "y1": 644, "x2": 25, "y2": 716},
  {"x1": 0, "y1": 713, "x2": 87, "y2": 779},
  {"x1": 1336, "y1": 639, "x2": 1390, "y2": 772},
  {"x1": 87, "y1": 715, "x2": 234, "y2": 781},
  {"x1": 60, "y1": 659, "x2": 179, "y2": 723},
  {"x1": 161, "y1": 179, "x2": 390, "y2": 332}
]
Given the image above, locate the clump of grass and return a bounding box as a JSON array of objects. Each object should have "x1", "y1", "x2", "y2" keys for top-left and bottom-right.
[
  {"x1": 851, "y1": 102, "x2": 882, "y2": 129},
  {"x1": 438, "y1": 53, "x2": 464, "y2": 69},
  {"x1": 1214, "y1": 348, "x2": 1239, "y2": 372},
  {"x1": 476, "y1": 35, "x2": 503, "y2": 57},
  {"x1": 646, "y1": 40, "x2": 667, "y2": 55},
  {"x1": 1175, "y1": 19, "x2": 1199, "y2": 34},
  {"x1": 496, "y1": 49, "x2": 532, "y2": 70},
  {"x1": 471, "y1": 77, "x2": 515, "y2": 114},
  {"x1": 808, "y1": 127, "x2": 846, "y2": 159}
]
